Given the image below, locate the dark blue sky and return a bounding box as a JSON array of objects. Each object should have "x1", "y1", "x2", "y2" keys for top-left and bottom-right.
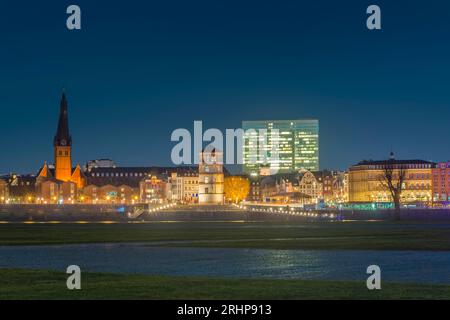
[{"x1": 0, "y1": 0, "x2": 449, "y2": 174}]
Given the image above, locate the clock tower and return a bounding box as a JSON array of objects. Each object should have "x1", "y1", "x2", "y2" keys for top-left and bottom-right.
[{"x1": 54, "y1": 92, "x2": 73, "y2": 182}]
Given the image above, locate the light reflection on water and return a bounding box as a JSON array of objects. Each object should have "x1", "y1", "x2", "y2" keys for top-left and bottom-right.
[{"x1": 0, "y1": 244, "x2": 449, "y2": 284}]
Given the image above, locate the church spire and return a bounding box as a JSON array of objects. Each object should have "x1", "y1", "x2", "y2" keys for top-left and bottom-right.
[
  {"x1": 53, "y1": 91, "x2": 73, "y2": 182},
  {"x1": 54, "y1": 91, "x2": 72, "y2": 147}
]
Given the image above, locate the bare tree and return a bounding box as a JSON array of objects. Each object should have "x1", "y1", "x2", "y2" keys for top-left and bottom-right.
[{"x1": 378, "y1": 163, "x2": 406, "y2": 220}]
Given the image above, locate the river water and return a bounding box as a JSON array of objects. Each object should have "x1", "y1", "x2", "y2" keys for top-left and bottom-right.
[{"x1": 1, "y1": 244, "x2": 449, "y2": 284}]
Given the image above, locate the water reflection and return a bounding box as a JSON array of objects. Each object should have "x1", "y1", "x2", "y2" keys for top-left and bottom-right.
[{"x1": 0, "y1": 244, "x2": 448, "y2": 284}]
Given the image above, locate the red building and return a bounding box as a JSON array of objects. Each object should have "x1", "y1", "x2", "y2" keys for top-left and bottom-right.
[{"x1": 432, "y1": 162, "x2": 450, "y2": 205}]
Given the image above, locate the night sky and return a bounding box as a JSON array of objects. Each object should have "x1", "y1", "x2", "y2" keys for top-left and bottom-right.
[{"x1": 0, "y1": 0, "x2": 449, "y2": 174}]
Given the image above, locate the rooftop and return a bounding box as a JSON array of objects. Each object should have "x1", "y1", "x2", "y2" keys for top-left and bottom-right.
[{"x1": 354, "y1": 159, "x2": 435, "y2": 166}]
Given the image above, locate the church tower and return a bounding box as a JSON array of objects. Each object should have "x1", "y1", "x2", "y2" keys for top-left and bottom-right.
[
  {"x1": 198, "y1": 149, "x2": 224, "y2": 204},
  {"x1": 54, "y1": 92, "x2": 73, "y2": 182}
]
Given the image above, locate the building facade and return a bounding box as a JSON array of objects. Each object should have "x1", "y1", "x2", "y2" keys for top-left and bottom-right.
[
  {"x1": 0, "y1": 179, "x2": 9, "y2": 203},
  {"x1": 313, "y1": 170, "x2": 349, "y2": 204},
  {"x1": 81, "y1": 184, "x2": 138, "y2": 204},
  {"x1": 242, "y1": 120, "x2": 319, "y2": 176},
  {"x1": 247, "y1": 177, "x2": 261, "y2": 202},
  {"x1": 140, "y1": 175, "x2": 167, "y2": 204},
  {"x1": 198, "y1": 150, "x2": 224, "y2": 204},
  {"x1": 432, "y1": 161, "x2": 450, "y2": 205},
  {"x1": 3, "y1": 174, "x2": 37, "y2": 203},
  {"x1": 84, "y1": 159, "x2": 117, "y2": 171},
  {"x1": 331, "y1": 171, "x2": 349, "y2": 204},
  {"x1": 349, "y1": 158, "x2": 434, "y2": 204},
  {"x1": 298, "y1": 170, "x2": 322, "y2": 203},
  {"x1": 82, "y1": 167, "x2": 164, "y2": 204},
  {"x1": 249, "y1": 169, "x2": 348, "y2": 205},
  {"x1": 258, "y1": 172, "x2": 314, "y2": 204},
  {"x1": 168, "y1": 171, "x2": 199, "y2": 203},
  {"x1": 37, "y1": 179, "x2": 77, "y2": 204}
]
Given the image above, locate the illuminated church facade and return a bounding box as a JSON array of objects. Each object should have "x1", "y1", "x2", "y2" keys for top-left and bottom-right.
[{"x1": 36, "y1": 93, "x2": 86, "y2": 203}]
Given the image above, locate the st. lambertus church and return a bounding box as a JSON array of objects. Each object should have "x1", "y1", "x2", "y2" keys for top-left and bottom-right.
[{"x1": 36, "y1": 92, "x2": 86, "y2": 203}]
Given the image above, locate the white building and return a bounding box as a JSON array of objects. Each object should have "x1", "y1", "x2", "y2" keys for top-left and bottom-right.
[
  {"x1": 297, "y1": 170, "x2": 321, "y2": 203},
  {"x1": 198, "y1": 150, "x2": 224, "y2": 204},
  {"x1": 168, "y1": 171, "x2": 199, "y2": 203}
]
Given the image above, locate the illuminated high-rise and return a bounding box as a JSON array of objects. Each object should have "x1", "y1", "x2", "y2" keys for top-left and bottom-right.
[{"x1": 242, "y1": 120, "x2": 319, "y2": 176}]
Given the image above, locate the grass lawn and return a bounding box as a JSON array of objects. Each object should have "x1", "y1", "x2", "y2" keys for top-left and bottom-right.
[
  {"x1": 1, "y1": 268, "x2": 449, "y2": 300},
  {"x1": 0, "y1": 221, "x2": 450, "y2": 250}
]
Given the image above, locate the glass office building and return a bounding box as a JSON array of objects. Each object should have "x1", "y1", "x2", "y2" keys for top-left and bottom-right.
[{"x1": 242, "y1": 120, "x2": 319, "y2": 176}]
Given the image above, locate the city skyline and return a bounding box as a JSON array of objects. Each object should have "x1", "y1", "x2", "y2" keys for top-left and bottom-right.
[
  {"x1": 0, "y1": 88, "x2": 447, "y2": 176},
  {"x1": 1, "y1": 0, "x2": 449, "y2": 174},
  {"x1": 4, "y1": 92, "x2": 447, "y2": 206},
  {"x1": 1, "y1": 1, "x2": 450, "y2": 303}
]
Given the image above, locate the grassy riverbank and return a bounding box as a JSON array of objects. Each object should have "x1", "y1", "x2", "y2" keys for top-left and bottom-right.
[
  {"x1": 0, "y1": 268, "x2": 449, "y2": 300},
  {"x1": 1, "y1": 221, "x2": 450, "y2": 250}
]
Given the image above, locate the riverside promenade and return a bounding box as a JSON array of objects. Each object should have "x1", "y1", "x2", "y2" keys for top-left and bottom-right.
[
  {"x1": 1, "y1": 204, "x2": 450, "y2": 222},
  {"x1": 0, "y1": 204, "x2": 337, "y2": 222}
]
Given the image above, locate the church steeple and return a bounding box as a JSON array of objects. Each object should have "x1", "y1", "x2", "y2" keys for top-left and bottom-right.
[
  {"x1": 54, "y1": 92, "x2": 72, "y2": 147},
  {"x1": 54, "y1": 91, "x2": 73, "y2": 182}
]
